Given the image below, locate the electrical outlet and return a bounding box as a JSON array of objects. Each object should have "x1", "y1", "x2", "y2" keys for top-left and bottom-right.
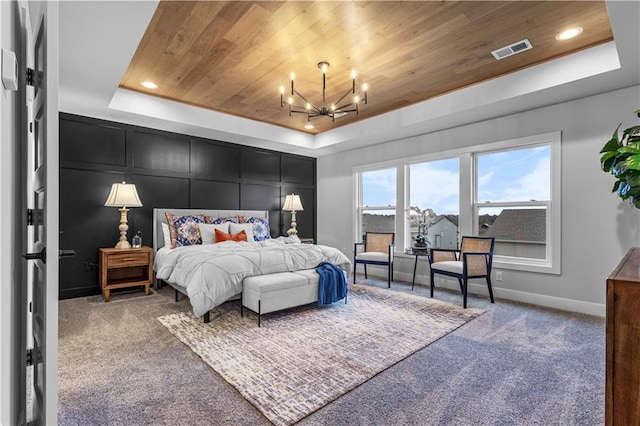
[{"x1": 495, "y1": 271, "x2": 503, "y2": 281}]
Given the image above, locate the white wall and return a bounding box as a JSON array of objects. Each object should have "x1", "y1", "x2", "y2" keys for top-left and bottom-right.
[
  {"x1": 318, "y1": 85, "x2": 640, "y2": 316},
  {"x1": 0, "y1": 1, "x2": 20, "y2": 423}
]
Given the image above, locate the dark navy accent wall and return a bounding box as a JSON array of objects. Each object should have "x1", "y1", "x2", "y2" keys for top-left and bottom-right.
[{"x1": 59, "y1": 113, "x2": 316, "y2": 299}]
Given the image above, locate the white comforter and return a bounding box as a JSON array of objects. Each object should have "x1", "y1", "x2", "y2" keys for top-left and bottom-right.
[{"x1": 155, "y1": 239, "x2": 352, "y2": 317}]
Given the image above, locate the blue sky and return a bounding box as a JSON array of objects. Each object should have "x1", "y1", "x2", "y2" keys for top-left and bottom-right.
[{"x1": 363, "y1": 145, "x2": 550, "y2": 216}]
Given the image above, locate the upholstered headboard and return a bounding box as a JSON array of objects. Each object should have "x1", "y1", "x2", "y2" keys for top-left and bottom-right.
[{"x1": 152, "y1": 208, "x2": 269, "y2": 253}]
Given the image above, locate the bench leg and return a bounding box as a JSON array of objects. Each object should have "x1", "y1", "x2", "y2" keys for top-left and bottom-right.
[
  {"x1": 258, "y1": 300, "x2": 261, "y2": 328},
  {"x1": 203, "y1": 311, "x2": 210, "y2": 323}
]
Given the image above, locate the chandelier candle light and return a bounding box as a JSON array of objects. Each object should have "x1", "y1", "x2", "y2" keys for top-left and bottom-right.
[{"x1": 280, "y1": 61, "x2": 368, "y2": 122}]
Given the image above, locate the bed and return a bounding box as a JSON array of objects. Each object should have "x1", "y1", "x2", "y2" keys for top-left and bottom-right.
[{"x1": 152, "y1": 208, "x2": 352, "y2": 322}]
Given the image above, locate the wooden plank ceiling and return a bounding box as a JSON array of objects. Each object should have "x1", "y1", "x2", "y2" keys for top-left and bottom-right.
[{"x1": 120, "y1": 1, "x2": 612, "y2": 134}]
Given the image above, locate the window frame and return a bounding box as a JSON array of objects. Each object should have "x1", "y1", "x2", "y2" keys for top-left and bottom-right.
[
  {"x1": 472, "y1": 136, "x2": 560, "y2": 274},
  {"x1": 355, "y1": 165, "x2": 399, "y2": 244},
  {"x1": 354, "y1": 131, "x2": 560, "y2": 274}
]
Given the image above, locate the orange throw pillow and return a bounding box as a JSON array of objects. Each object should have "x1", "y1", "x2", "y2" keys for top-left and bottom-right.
[{"x1": 215, "y1": 228, "x2": 248, "y2": 243}]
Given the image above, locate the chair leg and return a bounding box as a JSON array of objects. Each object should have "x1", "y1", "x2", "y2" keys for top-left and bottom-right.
[
  {"x1": 430, "y1": 271, "x2": 435, "y2": 298},
  {"x1": 457, "y1": 278, "x2": 464, "y2": 294},
  {"x1": 364, "y1": 264, "x2": 368, "y2": 279},
  {"x1": 387, "y1": 264, "x2": 391, "y2": 288},
  {"x1": 463, "y1": 277, "x2": 468, "y2": 309},
  {"x1": 353, "y1": 264, "x2": 356, "y2": 284},
  {"x1": 486, "y1": 276, "x2": 495, "y2": 303}
]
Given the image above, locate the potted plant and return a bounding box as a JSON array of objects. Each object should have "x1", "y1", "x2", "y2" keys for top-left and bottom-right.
[
  {"x1": 413, "y1": 233, "x2": 430, "y2": 248},
  {"x1": 600, "y1": 109, "x2": 640, "y2": 208}
]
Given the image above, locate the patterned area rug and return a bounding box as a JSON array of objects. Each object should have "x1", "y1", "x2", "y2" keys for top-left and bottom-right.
[{"x1": 158, "y1": 284, "x2": 484, "y2": 425}]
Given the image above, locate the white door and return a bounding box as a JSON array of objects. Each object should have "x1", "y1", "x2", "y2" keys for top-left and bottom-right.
[{"x1": 20, "y1": 2, "x2": 61, "y2": 424}]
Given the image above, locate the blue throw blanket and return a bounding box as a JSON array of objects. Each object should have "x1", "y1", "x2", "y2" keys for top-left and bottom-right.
[{"x1": 316, "y1": 262, "x2": 348, "y2": 305}]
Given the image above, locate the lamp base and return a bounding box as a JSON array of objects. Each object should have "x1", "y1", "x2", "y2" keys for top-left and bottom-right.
[
  {"x1": 114, "y1": 206, "x2": 131, "y2": 249},
  {"x1": 115, "y1": 240, "x2": 132, "y2": 249}
]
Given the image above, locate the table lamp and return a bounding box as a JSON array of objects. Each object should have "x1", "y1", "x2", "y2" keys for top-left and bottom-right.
[
  {"x1": 104, "y1": 181, "x2": 143, "y2": 249},
  {"x1": 282, "y1": 193, "x2": 303, "y2": 235}
]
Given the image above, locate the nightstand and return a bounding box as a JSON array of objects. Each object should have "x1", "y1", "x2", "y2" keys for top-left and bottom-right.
[{"x1": 99, "y1": 247, "x2": 153, "y2": 302}]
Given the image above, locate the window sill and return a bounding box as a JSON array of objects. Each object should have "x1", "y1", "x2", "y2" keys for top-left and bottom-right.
[
  {"x1": 395, "y1": 251, "x2": 560, "y2": 275},
  {"x1": 493, "y1": 257, "x2": 560, "y2": 275}
]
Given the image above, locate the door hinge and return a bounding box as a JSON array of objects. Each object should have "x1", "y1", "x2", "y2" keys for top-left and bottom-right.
[
  {"x1": 26, "y1": 68, "x2": 34, "y2": 86},
  {"x1": 26, "y1": 349, "x2": 33, "y2": 366},
  {"x1": 27, "y1": 209, "x2": 34, "y2": 226}
]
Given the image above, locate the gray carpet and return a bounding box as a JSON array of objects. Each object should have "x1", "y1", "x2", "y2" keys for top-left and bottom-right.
[{"x1": 58, "y1": 277, "x2": 605, "y2": 425}]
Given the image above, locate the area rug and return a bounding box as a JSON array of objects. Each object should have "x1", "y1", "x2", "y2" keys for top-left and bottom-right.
[{"x1": 157, "y1": 284, "x2": 484, "y2": 425}]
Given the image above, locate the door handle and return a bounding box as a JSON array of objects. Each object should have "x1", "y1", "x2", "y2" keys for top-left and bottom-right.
[
  {"x1": 23, "y1": 247, "x2": 46, "y2": 263},
  {"x1": 59, "y1": 249, "x2": 76, "y2": 258},
  {"x1": 23, "y1": 248, "x2": 76, "y2": 263}
]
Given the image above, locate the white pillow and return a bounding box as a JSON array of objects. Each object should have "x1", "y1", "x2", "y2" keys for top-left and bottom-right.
[
  {"x1": 162, "y1": 223, "x2": 171, "y2": 247},
  {"x1": 198, "y1": 223, "x2": 230, "y2": 244},
  {"x1": 229, "y1": 222, "x2": 255, "y2": 241}
]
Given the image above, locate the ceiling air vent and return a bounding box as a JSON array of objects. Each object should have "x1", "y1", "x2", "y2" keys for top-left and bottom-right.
[{"x1": 491, "y1": 39, "x2": 533, "y2": 60}]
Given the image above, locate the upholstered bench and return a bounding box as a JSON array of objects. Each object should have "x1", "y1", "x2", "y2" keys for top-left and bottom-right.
[{"x1": 242, "y1": 269, "x2": 346, "y2": 326}]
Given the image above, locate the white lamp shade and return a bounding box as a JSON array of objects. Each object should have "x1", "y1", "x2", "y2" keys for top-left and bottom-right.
[
  {"x1": 282, "y1": 193, "x2": 303, "y2": 211},
  {"x1": 104, "y1": 182, "x2": 143, "y2": 208}
]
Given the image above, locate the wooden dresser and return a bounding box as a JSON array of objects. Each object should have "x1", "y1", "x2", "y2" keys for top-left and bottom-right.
[{"x1": 606, "y1": 247, "x2": 640, "y2": 425}]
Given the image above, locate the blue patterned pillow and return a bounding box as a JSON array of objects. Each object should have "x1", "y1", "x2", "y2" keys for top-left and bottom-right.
[
  {"x1": 246, "y1": 217, "x2": 271, "y2": 241},
  {"x1": 165, "y1": 213, "x2": 207, "y2": 249},
  {"x1": 209, "y1": 216, "x2": 239, "y2": 225}
]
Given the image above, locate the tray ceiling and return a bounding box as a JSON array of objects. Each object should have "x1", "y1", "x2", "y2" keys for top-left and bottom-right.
[{"x1": 119, "y1": 1, "x2": 613, "y2": 134}]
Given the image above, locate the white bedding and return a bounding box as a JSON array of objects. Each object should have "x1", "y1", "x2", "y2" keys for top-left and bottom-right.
[{"x1": 155, "y1": 239, "x2": 352, "y2": 317}]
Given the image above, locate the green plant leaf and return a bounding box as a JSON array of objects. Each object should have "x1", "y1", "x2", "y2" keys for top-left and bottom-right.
[
  {"x1": 612, "y1": 180, "x2": 622, "y2": 193},
  {"x1": 625, "y1": 173, "x2": 640, "y2": 187},
  {"x1": 618, "y1": 145, "x2": 640, "y2": 155},
  {"x1": 601, "y1": 111, "x2": 640, "y2": 208},
  {"x1": 622, "y1": 125, "x2": 640, "y2": 140},
  {"x1": 628, "y1": 186, "x2": 640, "y2": 198},
  {"x1": 601, "y1": 151, "x2": 620, "y2": 171},
  {"x1": 600, "y1": 125, "x2": 622, "y2": 153},
  {"x1": 625, "y1": 154, "x2": 640, "y2": 170}
]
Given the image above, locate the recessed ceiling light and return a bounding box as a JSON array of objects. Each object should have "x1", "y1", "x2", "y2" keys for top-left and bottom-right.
[
  {"x1": 556, "y1": 27, "x2": 583, "y2": 41},
  {"x1": 141, "y1": 80, "x2": 158, "y2": 89},
  {"x1": 304, "y1": 124, "x2": 314, "y2": 130}
]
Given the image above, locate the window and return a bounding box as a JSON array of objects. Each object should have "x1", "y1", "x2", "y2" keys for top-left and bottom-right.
[
  {"x1": 476, "y1": 145, "x2": 551, "y2": 262},
  {"x1": 409, "y1": 158, "x2": 459, "y2": 249},
  {"x1": 358, "y1": 168, "x2": 396, "y2": 241},
  {"x1": 354, "y1": 132, "x2": 560, "y2": 274}
]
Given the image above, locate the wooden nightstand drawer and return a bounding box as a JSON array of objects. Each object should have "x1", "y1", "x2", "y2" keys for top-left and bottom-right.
[{"x1": 106, "y1": 250, "x2": 150, "y2": 268}]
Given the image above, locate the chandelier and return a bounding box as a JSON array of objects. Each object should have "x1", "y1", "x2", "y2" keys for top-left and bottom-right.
[{"x1": 279, "y1": 61, "x2": 368, "y2": 122}]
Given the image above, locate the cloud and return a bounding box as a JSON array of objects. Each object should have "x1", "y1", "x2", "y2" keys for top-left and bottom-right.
[
  {"x1": 409, "y1": 162, "x2": 459, "y2": 214},
  {"x1": 363, "y1": 168, "x2": 396, "y2": 206}
]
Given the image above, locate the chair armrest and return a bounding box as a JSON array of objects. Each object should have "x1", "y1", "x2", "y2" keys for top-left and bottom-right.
[
  {"x1": 462, "y1": 251, "x2": 493, "y2": 275},
  {"x1": 354, "y1": 242, "x2": 365, "y2": 257}
]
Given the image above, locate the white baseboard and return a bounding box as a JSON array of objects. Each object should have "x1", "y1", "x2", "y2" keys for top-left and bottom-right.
[{"x1": 358, "y1": 267, "x2": 606, "y2": 318}]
